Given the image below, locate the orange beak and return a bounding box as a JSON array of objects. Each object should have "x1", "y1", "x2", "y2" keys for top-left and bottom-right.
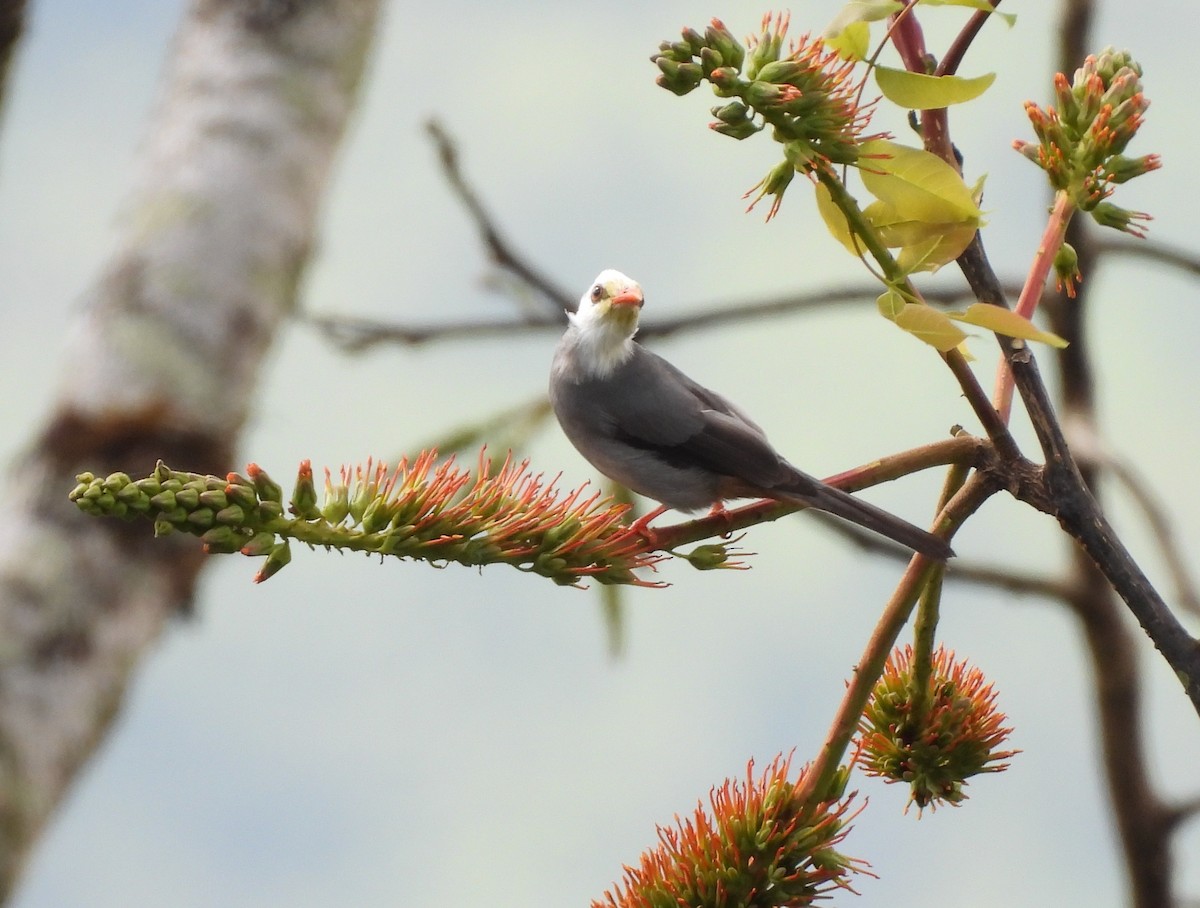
[{"x1": 611, "y1": 287, "x2": 644, "y2": 308}]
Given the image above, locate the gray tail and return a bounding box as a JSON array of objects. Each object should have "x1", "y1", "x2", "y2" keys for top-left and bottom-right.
[{"x1": 801, "y1": 484, "x2": 953, "y2": 560}]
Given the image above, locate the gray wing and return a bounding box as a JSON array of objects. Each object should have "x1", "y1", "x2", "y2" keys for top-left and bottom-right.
[{"x1": 581, "y1": 344, "x2": 806, "y2": 492}]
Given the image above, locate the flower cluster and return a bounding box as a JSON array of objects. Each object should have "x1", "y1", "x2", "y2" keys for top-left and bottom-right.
[
  {"x1": 856, "y1": 645, "x2": 1018, "y2": 812},
  {"x1": 1014, "y1": 48, "x2": 1160, "y2": 235},
  {"x1": 594, "y1": 755, "x2": 868, "y2": 908},
  {"x1": 69, "y1": 452, "x2": 679, "y2": 587},
  {"x1": 653, "y1": 13, "x2": 874, "y2": 218}
]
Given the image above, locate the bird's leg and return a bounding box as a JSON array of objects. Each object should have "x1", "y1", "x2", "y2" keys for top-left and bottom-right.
[
  {"x1": 626, "y1": 503, "x2": 671, "y2": 545},
  {"x1": 706, "y1": 501, "x2": 737, "y2": 538}
]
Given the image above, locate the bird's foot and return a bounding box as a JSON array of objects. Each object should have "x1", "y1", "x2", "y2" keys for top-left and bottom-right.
[
  {"x1": 706, "y1": 502, "x2": 737, "y2": 538},
  {"x1": 625, "y1": 504, "x2": 671, "y2": 547}
]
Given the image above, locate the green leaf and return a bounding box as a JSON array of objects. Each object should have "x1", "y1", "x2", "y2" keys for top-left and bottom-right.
[
  {"x1": 876, "y1": 288, "x2": 906, "y2": 319},
  {"x1": 825, "y1": 20, "x2": 871, "y2": 60},
  {"x1": 917, "y1": 0, "x2": 1016, "y2": 26},
  {"x1": 875, "y1": 66, "x2": 996, "y2": 109},
  {"x1": 894, "y1": 303, "x2": 968, "y2": 351},
  {"x1": 824, "y1": 0, "x2": 904, "y2": 38},
  {"x1": 859, "y1": 139, "x2": 983, "y2": 224},
  {"x1": 862, "y1": 200, "x2": 978, "y2": 273},
  {"x1": 814, "y1": 181, "x2": 863, "y2": 256},
  {"x1": 947, "y1": 304, "x2": 1069, "y2": 348}
]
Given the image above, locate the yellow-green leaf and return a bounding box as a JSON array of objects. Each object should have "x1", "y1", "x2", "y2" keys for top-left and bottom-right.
[
  {"x1": 859, "y1": 139, "x2": 982, "y2": 224},
  {"x1": 875, "y1": 66, "x2": 996, "y2": 109},
  {"x1": 814, "y1": 181, "x2": 863, "y2": 256},
  {"x1": 876, "y1": 288, "x2": 906, "y2": 319},
  {"x1": 947, "y1": 304, "x2": 1069, "y2": 348},
  {"x1": 825, "y1": 20, "x2": 870, "y2": 60},
  {"x1": 824, "y1": 0, "x2": 904, "y2": 38},
  {"x1": 862, "y1": 200, "x2": 978, "y2": 273},
  {"x1": 917, "y1": 0, "x2": 1016, "y2": 26},
  {"x1": 894, "y1": 303, "x2": 968, "y2": 351}
]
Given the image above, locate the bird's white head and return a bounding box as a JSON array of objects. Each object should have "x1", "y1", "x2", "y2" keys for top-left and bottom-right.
[{"x1": 565, "y1": 269, "x2": 645, "y2": 377}]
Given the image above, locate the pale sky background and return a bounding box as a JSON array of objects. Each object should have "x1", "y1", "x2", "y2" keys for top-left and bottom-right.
[{"x1": 1, "y1": 1, "x2": 1198, "y2": 906}]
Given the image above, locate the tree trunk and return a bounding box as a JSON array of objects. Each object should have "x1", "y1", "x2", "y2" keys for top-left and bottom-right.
[{"x1": 0, "y1": 0, "x2": 382, "y2": 897}]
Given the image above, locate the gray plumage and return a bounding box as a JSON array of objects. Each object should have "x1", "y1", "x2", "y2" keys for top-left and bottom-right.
[{"x1": 549, "y1": 270, "x2": 952, "y2": 560}]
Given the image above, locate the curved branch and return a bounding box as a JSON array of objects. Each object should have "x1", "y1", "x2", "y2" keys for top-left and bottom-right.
[{"x1": 300, "y1": 280, "x2": 1024, "y2": 351}]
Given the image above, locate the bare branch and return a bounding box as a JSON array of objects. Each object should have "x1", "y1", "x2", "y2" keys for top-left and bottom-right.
[
  {"x1": 1096, "y1": 237, "x2": 1200, "y2": 278},
  {"x1": 301, "y1": 280, "x2": 1024, "y2": 351},
  {"x1": 1105, "y1": 457, "x2": 1200, "y2": 618},
  {"x1": 425, "y1": 120, "x2": 573, "y2": 311}
]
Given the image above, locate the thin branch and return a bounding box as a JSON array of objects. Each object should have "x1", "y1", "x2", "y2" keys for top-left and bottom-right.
[
  {"x1": 958, "y1": 231, "x2": 1200, "y2": 719},
  {"x1": 1106, "y1": 456, "x2": 1200, "y2": 618},
  {"x1": 425, "y1": 120, "x2": 573, "y2": 311},
  {"x1": 650, "y1": 434, "x2": 988, "y2": 552},
  {"x1": 935, "y1": 0, "x2": 1001, "y2": 78},
  {"x1": 827, "y1": 516, "x2": 1079, "y2": 601},
  {"x1": 301, "y1": 281, "x2": 1024, "y2": 352},
  {"x1": 1095, "y1": 236, "x2": 1200, "y2": 277},
  {"x1": 1165, "y1": 794, "x2": 1200, "y2": 833},
  {"x1": 795, "y1": 472, "x2": 995, "y2": 807}
]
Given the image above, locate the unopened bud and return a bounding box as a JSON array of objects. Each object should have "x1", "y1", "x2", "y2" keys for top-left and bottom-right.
[
  {"x1": 1090, "y1": 201, "x2": 1151, "y2": 237},
  {"x1": 684, "y1": 543, "x2": 731, "y2": 570},
  {"x1": 253, "y1": 541, "x2": 292, "y2": 583},
  {"x1": 1053, "y1": 243, "x2": 1081, "y2": 298}
]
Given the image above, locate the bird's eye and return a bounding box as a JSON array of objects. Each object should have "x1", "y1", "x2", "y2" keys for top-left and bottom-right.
[{"x1": 590, "y1": 285, "x2": 603, "y2": 302}]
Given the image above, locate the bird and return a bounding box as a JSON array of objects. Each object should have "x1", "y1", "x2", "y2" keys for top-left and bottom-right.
[{"x1": 548, "y1": 269, "x2": 953, "y2": 560}]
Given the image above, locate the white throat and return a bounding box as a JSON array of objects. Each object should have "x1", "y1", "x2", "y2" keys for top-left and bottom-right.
[{"x1": 566, "y1": 305, "x2": 637, "y2": 379}]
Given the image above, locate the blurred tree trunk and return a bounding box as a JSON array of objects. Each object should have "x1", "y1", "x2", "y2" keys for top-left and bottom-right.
[{"x1": 0, "y1": 0, "x2": 382, "y2": 898}]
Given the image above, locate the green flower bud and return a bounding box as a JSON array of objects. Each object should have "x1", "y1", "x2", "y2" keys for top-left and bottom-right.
[
  {"x1": 710, "y1": 118, "x2": 761, "y2": 140},
  {"x1": 699, "y1": 45, "x2": 724, "y2": 77},
  {"x1": 216, "y1": 504, "x2": 247, "y2": 526},
  {"x1": 254, "y1": 542, "x2": 292, "y2": 583},
  {"x1": 198, "y1": 489, "x2": 228, "y2": 510},
  {"x1": 240, "y1": 531, "x2": 278, "y2": 557},
  {"x1": 1090, "y1": 201, "x2": 1150, "y2": 237},
  {"x1": 225, "y1": 478, "x2": 259, "y2": 510},
  {"x1": 705, "y1": 20, "x2": 744, "y2": 73},
  {"x1": 201, "y1": 526, "x2": 244, "y2": 553},
  {"x1": 680, "y1": 27, "x2": 705, "y2": 55},
  {"x1": 186, "y1": 508, "x2": 215, "y2": 529},
  {"x1": 711, "y1": 100, "x2": 750, "y2": 124},
  {"x1": 102, "y1": 472, "x2": 132, "y2": 492},
  {"x1": 248, "y1": 464, "x2": 283, "y2": 503},
  {"x1": 255, "y1": 500, "x2": 284, "y2": 521},
  {"x1": 291, "y1": 460, "x2": 321, "y2": 520},
  {"x1": 150, "y1": 489, "x2": 177, "y2": 511},
  {"x1": 684, "y1": 543, "x2": 731, "y2": 570}
]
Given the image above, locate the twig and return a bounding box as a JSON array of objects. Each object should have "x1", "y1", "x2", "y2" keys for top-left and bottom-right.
[
  {"x1": 795, "y1": 473, "x2": 995, "y2": 807},
  {"x1": 935, "y1": 1, "x2": 1002, "y2": 78},
  {"x1": 992, "y1": 191, "x2": 1074, "y2": 422},
  {"x1": 1106, "y1": 456, "x2": 1200, "y2": 618},
  {"x1": 958, "y1": 233, "x2": 1200, "y2": 718},
  {"x1": 425, "y1": 119, "x2": 573, "y2": 311},
  {"x1": 1095, "y1": 237, "x2": 1200, "y2": 277},
  {"x1": 650, "y1": 435, "x2": 987, "y2": 552},
  {"x1": 301, "y1": 281, "x2": 1025, "y2": 352}
]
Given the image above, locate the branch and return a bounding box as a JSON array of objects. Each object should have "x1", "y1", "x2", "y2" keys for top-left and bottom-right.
[
  {"x1": 796, "y1": 472, "x2": 995, "y2": 807},
  {"x1": 649, "y1": 434, "x2": 987, "y2": 552},
  {"x1": 301, "y1": 280, "x2": 1025, "y2": 352},
  {"x1": 1095, "y1": 236, "x2": 1200, "y2": 278},
  {"x1": 1106, "y1": 456, "x2": 1200, "y2": 618},
  {"x1": 958, "y1": 234, "x2": 1200, "y2": 718},
  {"x1": 424, "y1": 120, "x2": 573, "y2": 311}
]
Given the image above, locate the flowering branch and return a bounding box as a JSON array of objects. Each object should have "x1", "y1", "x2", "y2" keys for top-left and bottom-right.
[
  {"x1": 594, "y1": 754, "x2": 869, "y2": 908},
  {"x1": 70, "y1": 453, "x2": 670, "y2": 588}
]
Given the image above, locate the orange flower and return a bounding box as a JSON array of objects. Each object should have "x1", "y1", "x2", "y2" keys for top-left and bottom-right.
[
  {"x1": 856, "y1": 645, "x2": 1018, "y2": 812},
  {"x1": 595, "y1": 754, "x2": 868, "y2": 908}
]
